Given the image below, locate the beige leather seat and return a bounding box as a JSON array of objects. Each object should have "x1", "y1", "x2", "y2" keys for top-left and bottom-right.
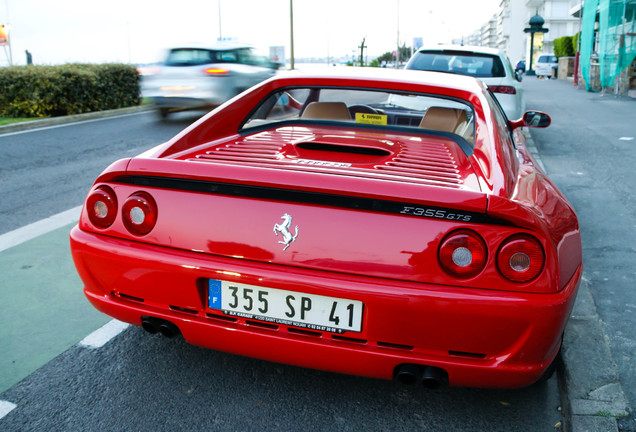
[
  {"x1": 419, "y1": 107, "x2": 468, "y2": 133},
  {"x1": 301, "y1": 102, "x2": 351, "y2": 120}
]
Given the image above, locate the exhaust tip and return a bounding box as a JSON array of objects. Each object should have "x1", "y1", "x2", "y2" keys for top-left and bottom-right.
[
  {"x1": 421, "y1": 366, "x2": 448, "y2": 389},
  {"x1": 159, "y1": 320, "x2": 181, "y2": 338},
  {"x1": 141, "y1": 316, "x2": 161, "y2": 334},
  {"x1": 394, "y1": 364, "x2": 422, "y2": 386}
]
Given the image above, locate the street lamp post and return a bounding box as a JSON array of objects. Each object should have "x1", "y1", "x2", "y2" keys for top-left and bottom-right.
[{"x1": 524, "y1": 13, "x2": 549, "y2": 75}]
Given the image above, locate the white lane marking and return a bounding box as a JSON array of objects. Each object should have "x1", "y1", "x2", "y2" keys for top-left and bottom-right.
[
  {"x1": 79, "y1": 320, "x2": 130, "y2": 349},
  {"x1": 0, "y1": 111, "x2": 147, "y2": 138},
  {"x1": 0, "y1": 400, "x2": 17, "y2": 420},
  {"x1": 0, "y1": 206, "x2": 83, "y2": 253}
]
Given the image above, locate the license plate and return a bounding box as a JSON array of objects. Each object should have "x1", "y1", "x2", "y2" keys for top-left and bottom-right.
[{"x1": 208, "y1": 279, "x2": 363, "y2": 333}]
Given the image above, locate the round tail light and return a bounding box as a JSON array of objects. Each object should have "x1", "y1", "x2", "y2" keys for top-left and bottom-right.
[
  {"x1": 86, "y1": 186, "x2": 118, "y2": 228},
  {"x1": 122, "y1": 192, "x2": 157, "y2": 236},
  {"x1": 438, "y1": 229, "x2": 487, "y2": 279},
  {"x1": 497, "y1": 235, "x2": 544, "y2": 282}
]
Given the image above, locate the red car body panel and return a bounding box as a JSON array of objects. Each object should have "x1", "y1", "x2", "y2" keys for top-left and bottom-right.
[{"x1": 70, "y1": 68, "x2": 582, "y2": 388}]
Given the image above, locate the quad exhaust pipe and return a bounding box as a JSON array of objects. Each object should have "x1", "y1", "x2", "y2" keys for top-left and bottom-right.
[
  {"x1": 394, "y1": 364, "x2": 448, "y2": 389},
  {"x1": 141, "y1": 316, "x2": 181, "y2": 338}
]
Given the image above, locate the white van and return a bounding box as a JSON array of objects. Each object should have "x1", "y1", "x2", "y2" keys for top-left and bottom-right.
[{"x1": 535, "y1": 54, "x2": 558, "y2": 78}]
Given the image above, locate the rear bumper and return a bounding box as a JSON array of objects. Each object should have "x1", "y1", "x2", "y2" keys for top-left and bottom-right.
[
  {"x1": 149, "y1": 96, "x2": 222, "y2": 110},
  {"x1": 71, "y1": 226, "x2": 581, "y2": 388}
]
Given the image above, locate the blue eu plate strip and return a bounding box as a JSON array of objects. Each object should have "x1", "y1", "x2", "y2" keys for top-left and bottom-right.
[{"x1": 208, "y1": 279, "x2": 222, "y2": 309}]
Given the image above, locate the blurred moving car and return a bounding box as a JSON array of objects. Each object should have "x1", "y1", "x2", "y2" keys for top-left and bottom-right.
[
  {"x1": 515, "y1": 60, "x2": 526, "y2": 74},
  {"x1": 405, "y1": 45, "x2": 525, "y2": 120},
  {"x1": 71, "y1": 67, "x2": 582, "y2": 389},
  {"x1": 534, "y1": 54, "x2": 558, "y2": 79},
  {"x1": 139, "y1": 43, "x2": 279, "y2": 118}
]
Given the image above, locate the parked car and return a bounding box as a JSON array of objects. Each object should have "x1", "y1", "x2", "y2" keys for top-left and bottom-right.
[
  {"x1": 139, "y1": 43, "x2": 279, "y2": 118},
  {"x1": 405, "y1": 45, "x2": 525, "y2": 120},
  {"x1": 534, "y1": 54, "x2": 558, "y2": 78},
  {"x1": 71, "y1": 68, "x2": 582, "y2": 389}
]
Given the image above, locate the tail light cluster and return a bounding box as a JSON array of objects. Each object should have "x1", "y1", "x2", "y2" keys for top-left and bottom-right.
[
  {"x1": 86, "y1": 187, "x2": 158, "y2": 236},
  {"x1": 203, "y1": 68, "x2": 229, "y2": 75},
  {"x1": 86, "y1": 186, "x2": 118, "y2": 228},
  {"x1": 438, "y1": 229, "x2": 544, "y2": 283},
  {"x1": 122, "y1": 192, "x2": 158, "y2": 236},
  {"x1": 489, "y1": 85, "x2": 517, "y2": 95}
]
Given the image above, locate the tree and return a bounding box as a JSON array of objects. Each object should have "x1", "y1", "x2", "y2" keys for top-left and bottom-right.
[
  {"x1": 398, "y1": 44, "x2": 412, "y2": 63},
  {"x1": 374, "y1": 44, "x2": 412, "y2": 67},
  {"x1": 377, "y1": 51, "x2": 394, "y2": 63}
]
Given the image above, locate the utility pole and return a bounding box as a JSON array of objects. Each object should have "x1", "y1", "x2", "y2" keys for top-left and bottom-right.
[
  {"x1": 290, "y1": 0, "x2": 295, "y2": 69},
  {"x1": 218, "y1": 0, "x2": 223, "y2": 41},
  {"x1": 396, "y1": 0, "x2": 400, "y2": 68},
  {"x1": 358, "y1": 37, "x2": 367, "y2": 67}
]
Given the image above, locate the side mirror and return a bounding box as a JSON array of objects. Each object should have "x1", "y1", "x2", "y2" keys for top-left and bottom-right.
[
  {"x1": 510, "y1": 111, "x2": 551, "y2": 129},
  {"x1": 523, "y1": 111, "x2": 551, "y2": 127},
  {"x1": 515, "y1": 70, "x2": 523, "y2": 82}
]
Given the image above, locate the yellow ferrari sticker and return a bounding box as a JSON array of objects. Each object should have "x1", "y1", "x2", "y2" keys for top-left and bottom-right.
[{"x1": 355, "y1": 113, "x2": 388, "y2": 125}]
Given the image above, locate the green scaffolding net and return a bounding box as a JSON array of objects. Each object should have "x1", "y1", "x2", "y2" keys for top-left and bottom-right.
[{"x1": 581, "y1": 0, "x2": 636, "y2": 91}]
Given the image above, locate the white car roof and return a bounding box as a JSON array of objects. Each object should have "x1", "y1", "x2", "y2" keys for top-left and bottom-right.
[
  {"x1": 416, "y1": 45, "x2": 506, "y2": 57},
  {"x1": 168, "y1": 42, "x2": 254, "y2": 51}
]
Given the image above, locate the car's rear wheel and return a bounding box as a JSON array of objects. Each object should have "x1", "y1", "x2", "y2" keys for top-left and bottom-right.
[{"x1": 158, "y1": 108, "x2": 170, "y2": 119}]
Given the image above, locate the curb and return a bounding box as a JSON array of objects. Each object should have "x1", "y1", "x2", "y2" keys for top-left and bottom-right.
[
  {"x1": 560, "y1": 278, "x2": 628, "y2": 432},
  {"x1": 0, "y1": 105, "x2": 152, "y2": 135},
  {"x1": 524, "y1": 129, "x2": 629, "y2": 432}
]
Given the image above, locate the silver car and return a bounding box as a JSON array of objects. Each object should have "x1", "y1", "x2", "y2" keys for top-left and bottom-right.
[
  {"x1": 405, "y1": 45, "x2": 525, "y2": 120},
  {"x1": 140, "y1": 44, "x2": 279, "y2": 118}
]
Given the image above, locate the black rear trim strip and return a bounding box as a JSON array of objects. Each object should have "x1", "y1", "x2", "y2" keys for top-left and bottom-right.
[{"x1": 115, "y1": 175, "x2": 507, "y2": 225}]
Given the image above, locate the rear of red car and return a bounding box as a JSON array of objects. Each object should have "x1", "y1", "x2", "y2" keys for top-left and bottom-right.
[{"x1": 70, "y1": 71, "x2": 581, "y2": 388}]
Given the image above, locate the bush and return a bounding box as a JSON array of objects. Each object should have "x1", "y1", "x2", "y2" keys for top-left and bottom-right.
[
  {"x1": 553, "y1": 36, "x2": 576, "y2": 58},
  {"x1": 573, "y1": 32, "x2": 580, "y2": 53},
  {"x1": 0, "y1": 64, "x2": 140, "y2": 118}
]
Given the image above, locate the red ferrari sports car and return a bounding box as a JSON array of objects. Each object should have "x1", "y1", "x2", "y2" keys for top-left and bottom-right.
[{"x1": 70, "y1": 68, "x2": 581, "y2": 388}]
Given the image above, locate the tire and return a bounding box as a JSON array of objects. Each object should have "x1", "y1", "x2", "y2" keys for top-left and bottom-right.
[{"x1": 535, "y1": 347, "x2": 561, "y2": 384}]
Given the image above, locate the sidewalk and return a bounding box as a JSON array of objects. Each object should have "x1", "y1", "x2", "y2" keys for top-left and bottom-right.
[{"x1": 522, "y1": 76, "x2": 635, "y2": 432}]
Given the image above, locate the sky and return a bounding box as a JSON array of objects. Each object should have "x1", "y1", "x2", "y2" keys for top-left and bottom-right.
[{"x1": 1, "y1": 0, "x2": 501, "y2": 66}]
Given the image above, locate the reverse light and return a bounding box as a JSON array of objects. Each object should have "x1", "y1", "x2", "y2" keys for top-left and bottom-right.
[
  {"x1": 203, "y1": 68, "x2": 229, "y2": 75},
  {"x1": 438, "y1": 230, "x2": 487, "y2": 279},
  {"x1": 122, "y1": 192, "x2": 158, "y2": 236},
  {"x1": 497, "y1": 235, "x2": 544, "y2": 282},
  {"x1": 86, "y1": 186, "x2": 118, "y2": 228},
  {"x1": 489, "y1": 85, "x2": 517, "y2": 94}
]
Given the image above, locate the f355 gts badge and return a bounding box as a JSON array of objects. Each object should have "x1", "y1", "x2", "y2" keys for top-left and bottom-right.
[{"x1": 273, "y1": 213, "x2": 299, "y2": 251}]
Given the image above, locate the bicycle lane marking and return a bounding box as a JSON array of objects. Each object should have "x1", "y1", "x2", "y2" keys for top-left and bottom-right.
[{"x1": 0, "y1": 207, "x2": 112, "y2": 394}]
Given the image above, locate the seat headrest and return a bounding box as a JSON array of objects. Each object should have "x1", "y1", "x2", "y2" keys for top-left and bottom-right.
[
  {"x1": 301, "y1": 102, "x2": 352, "y2": 120},
  {"x1": 419, "y1": 107, "x2": 468, "y2": 133}
]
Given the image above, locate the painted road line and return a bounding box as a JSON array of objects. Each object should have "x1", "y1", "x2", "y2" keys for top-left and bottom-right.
[
  {"x1": 0, "y1": 400, "x2": 17, "y2": 420},
  {"x1": 0, "y1": 206, "x2": 82, "y2": 253},
  {"x1": 79, "y1": 320, "x2": 130, "y2": 349}
]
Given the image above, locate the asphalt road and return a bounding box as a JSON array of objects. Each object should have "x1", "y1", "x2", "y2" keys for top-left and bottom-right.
[
  {"x1": 0, "y1": 109, "x2": 565, "y2": 431},
  {"x1": 0, "y1": 111, "x2": 197, "y2": 235}
]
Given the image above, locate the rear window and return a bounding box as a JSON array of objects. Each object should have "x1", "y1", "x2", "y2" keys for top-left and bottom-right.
[
  {"x1": 241, "y1": 86, "x2": 476, "y2": 148},
  {"x1": 537, "y1": 55, "x2": 557, "y2": 63},
  {"x1": 407, "y1": 51, "x2": 506, "y2": 78},
  {"x1": 165, "y1": 49, "x2": 216, "y2": 66},
  {"x1": 165, "y1": 47, "x2": 268, "y2": 67}
]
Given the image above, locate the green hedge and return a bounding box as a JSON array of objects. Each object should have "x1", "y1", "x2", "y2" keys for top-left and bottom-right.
[
  {"x1": 554, "y1": 36, "x2": 576, "y2": 58},
  {"x1": 0, "y1": 64, "x2": 140, "y2": 118}
]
